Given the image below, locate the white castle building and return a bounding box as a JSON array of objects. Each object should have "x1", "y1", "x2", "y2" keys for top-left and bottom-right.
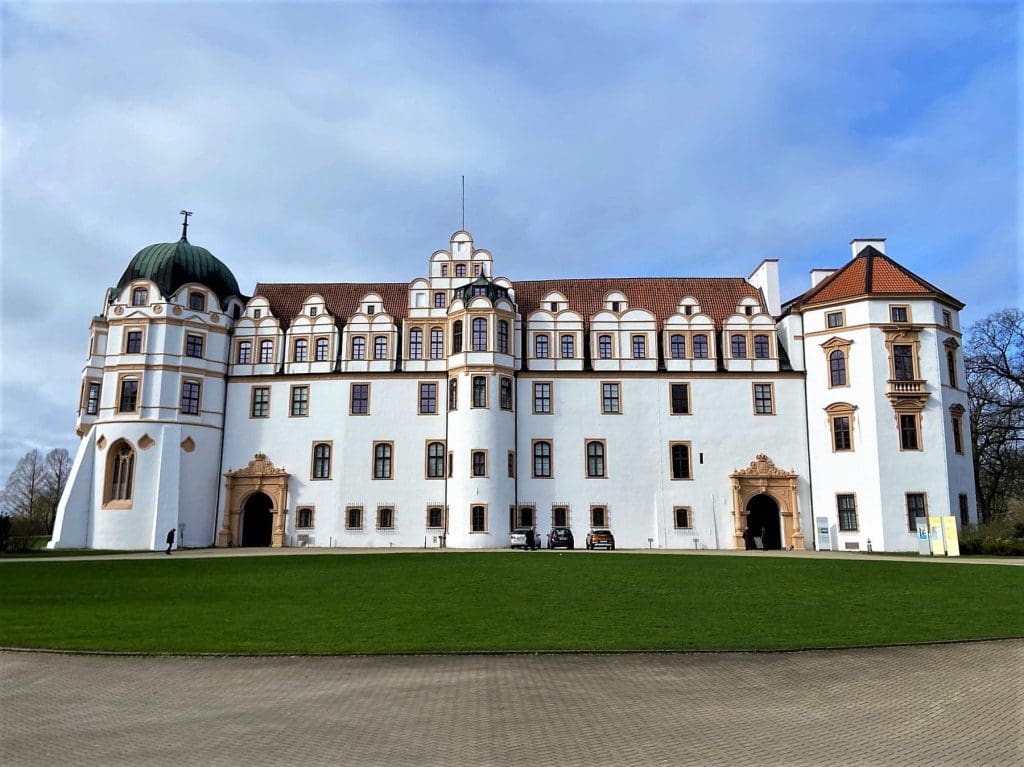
[{"x1": 50, "y1": 223, "x2": 976, "y2": 552}]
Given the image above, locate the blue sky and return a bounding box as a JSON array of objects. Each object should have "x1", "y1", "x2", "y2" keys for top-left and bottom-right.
[{"x1": 0, "y1": 1, "x2": 1018, "y2": 480}]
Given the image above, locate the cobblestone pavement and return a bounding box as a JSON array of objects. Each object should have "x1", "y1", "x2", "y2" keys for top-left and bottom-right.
[{"x1": 2, "y1": 641, "x2": 1021, "y2": 766}]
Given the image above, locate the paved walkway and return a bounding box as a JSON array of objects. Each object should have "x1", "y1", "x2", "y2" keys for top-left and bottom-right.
[
  {"x1": 6, "y1": 546, "x2": 1023, "y2": 565},
  {"x1": 2, "y1": 641, "x2": 1021, "y2": 766}
]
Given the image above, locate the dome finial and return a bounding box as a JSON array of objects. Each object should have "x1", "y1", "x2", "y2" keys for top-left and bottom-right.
[{"x1": 179, "y1": 209, "x2": 193, "y2": 241}]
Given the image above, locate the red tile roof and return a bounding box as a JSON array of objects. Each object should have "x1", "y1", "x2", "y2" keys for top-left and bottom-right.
[
  {"x1": 255, "y1": 277, "x2": 764, "y2": 328},
  {"x1": 785, "y1": 246, "x2": 963, "y2": 310}
]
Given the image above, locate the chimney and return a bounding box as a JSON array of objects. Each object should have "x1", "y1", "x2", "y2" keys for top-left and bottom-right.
[
  {"x1": 747, "y1": 259, "x2": 780, "y2": 316},
  {"x1": 850, "y1": 238, "x2": 886, "y2": 259},
  {"x1": 810, "y1": 269, "x2": 837, "y2": 288}
]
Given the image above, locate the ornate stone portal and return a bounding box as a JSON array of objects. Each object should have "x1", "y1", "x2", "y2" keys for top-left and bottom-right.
[
  {"x1": 730, "y1": 453, "x2": 804, "y2": 550},
  {"x1": 218, "y1": 454, "x2": 290, "y2": 547}
]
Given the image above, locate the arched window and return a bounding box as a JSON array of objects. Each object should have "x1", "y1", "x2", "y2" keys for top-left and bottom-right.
[
  {"x1": 294, "y1": 338, "x2": 308, "y2": 362},
  {"x1": 535, "y1": 335, "x2": 549, "y2": 358},
  {"x1": 448, "y1": 377, "x2": 457, "y2": 410},
  {"x1": 259, "y1": 339, "x2": 274, "y2": 364},
  {"x1": 693, "y1": 334, "x2": 709, "y2": 358},
  {"x1": 312, "y1": 443, "x2": 331, "y2": 479},
  {"x1": 427, "y1": 441, "x2": 446, "y2": 478},
  {"x1": 441, "y1": 265, "x2": 449, "y2": 277},
  {"x1": 373, "y1": 336, "x2": 387, "y2": 360},
  {"x1": 561, "y1": 335, "x2": 575, "y2": 359},
  {"x1": 315, "y1": 337, "x2": 329, "y2": 361},
  {"x1": 598, "y1": 335, "x2": 612, "y2": 359},
  {"x1": 753, "y1": 334, "x2": 770, "y2": 359},
  {"x1": 497, "y1": 320, "x2": 509, "y2": 354},
  {"x1": 351, "y1": 337, "x2": 365, "y2": 360},
  {"x1": 455, "y1": 264, "x2": 467, "y2": 277},
  {"x1": 473, "y1": 375, "x2": 487, "y2": 407},
  {"x1": 631, "y1": 335, "x2": 645, "y2": 359},
  {"x1": 430, "y1": 328, "x2": 444, "y2": 359},
  {"x1": 586, "y1": 440, "x2": 605, "y2": 478},
  {"x1": 409, "y1": 327, "x2": 423, "y2": 359},
  {"x1": 670, "y1": 334, "x2": 686, "y2": 359},
  {"x1": 731, "y1": 334, "x2": 747, "y2": 358},
  {"x1": 829, "y1": 350, "x2": 847, "y2": 387},
  {"x1": 671, "y1": 443, "x2": 691, "y2": 479},
  {"x1": 106, "y1": 440, "x2": 135, "y2": 504},
  {"x1": 452, "y1": 320, "x2": 463, "y2": 353},
  {"x1": 373, "y1": 443, "x2": 392, "y2": 479},
  {"x1": 533, "y1": 441, "x2": 552, "y2": 478},
  {"x1": 237, "y1": 340, "x2": 252, "y2": 364},
  {"x1": 472, "y1": 317, "x2": 487, "y2": 351}
]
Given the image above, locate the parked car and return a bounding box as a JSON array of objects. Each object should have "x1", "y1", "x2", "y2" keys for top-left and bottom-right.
[
  {"x1": 586, "y1": 529, "x2": 615, "y2": 550},
  {"x1": 547, "y1": 527, "x2": 574, "y2": 550},
  {"x1": 510, "y1": 527, "x2": 542, "y2": 550}
]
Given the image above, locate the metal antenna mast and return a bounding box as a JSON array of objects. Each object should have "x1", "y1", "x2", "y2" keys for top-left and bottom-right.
[
  {"x1": 179, "y1": 210, "x2": 193, "y2": 240},
  {"x1": 461, "y1": 176, "x2": 465, "y2": 231}
]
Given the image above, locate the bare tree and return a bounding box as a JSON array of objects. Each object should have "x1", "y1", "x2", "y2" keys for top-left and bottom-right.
[
  {"x1": 43, "y1": 448, "x2": 72, "y2": 534},
  {"x1": 0, "y1": 449, "x2": 49, "y2": 535},
  {"x1": 966, "y1": 309, "x2": 1024, "y2": 522}
]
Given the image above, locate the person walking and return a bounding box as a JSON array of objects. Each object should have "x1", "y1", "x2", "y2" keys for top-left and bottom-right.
[{"x1": 165, "y1": 528, "x2": 175, "y2": 555}]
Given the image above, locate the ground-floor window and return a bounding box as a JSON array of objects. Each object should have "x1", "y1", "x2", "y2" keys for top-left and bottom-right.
[
  {"x1": 346, "y1": 506, "x2": 363, "y2": 530},
  {"x1": 296, "y1": 507, "x2": 314, "y2": 529},
  {"x1": 906, "y1": 493, "x2": 927, "y2": 531},
  {"x1": 427, "y1": 506, "x2": 445, "y2": 529},
  {"x1": 552, "y1": 506, "x2": 568, "y2": 527},
  {"x1": 673, "y1": 507, "x2": 692, "y2": 529},
  {"x1": 590, "y1": 506, "x2": 607, "y2": 527},
  {"x1": 471, "y1": 505, "x2": 487, "y2": 532},
  {"x1": 377, "y1": 506, "x2": 395, "y2": 529},
  {"x1": 837, "y1": 494, "x2": 857, "y2": 531}
]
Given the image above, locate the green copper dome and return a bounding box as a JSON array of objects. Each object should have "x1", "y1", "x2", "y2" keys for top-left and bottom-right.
[{"x1": 117, "y1": 235, "x2": 240, "y2": 306}]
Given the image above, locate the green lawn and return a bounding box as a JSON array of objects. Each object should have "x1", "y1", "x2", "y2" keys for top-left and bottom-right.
[{"x1": 1, "y1": 552, "x2": 1021, "y2": 654}]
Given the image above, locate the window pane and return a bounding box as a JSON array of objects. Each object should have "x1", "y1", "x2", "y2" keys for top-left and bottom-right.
[
  {"x1": 754, "y1": 335, "x2": 770, "y2": 359},
  {"x1": 453, "y1": 321, "x2": 463, "y2": 353},
  {"x1": 315, "y1": 338, "x2": 329, "y2": 361},
  {"x1": 598, "y1": 335, "x2": 612, "y2": 359},
  {"x1": 832, "y1": 416, "x2": 851, "y2": 451},
  {"x1": 693, "y1": 335, "x2": 709, "y2": 358},
  {"x1": 671, "y1": 444, "x2": 690, "y2": 479},
  {"x1": 837, "y1": 494, "x2": 857, "y2": 531},
  {"x1": 430, "y1": 329, "x2": 444, "y2": 359},
  {"x1": 900, "y1": 414, "x2": 919, "y2": 450},
  {"x1": 409, "y1": 328, "x2": 423, "y2": 359},
  {"x1": 893, "y1": 345, "x2": 914, "y2": 381},
  {"x1": 731, "y1": 335, "x2": 747, "y2": 358},
  {"x1": 498, "y1": 321, "x2": 509, "y2": 354},
  {"x1": 561, "y1": 335, "x2": 574, "y2": 358},
  {"x1": 632, "y1": 335, "x2": 645, "y2": 359},
  {"x1": 670, "y1": 335, "x2": 685, "y2": 359},
  {"x1": 535, "y1": 335, "x2": 549, "y2": 358}
]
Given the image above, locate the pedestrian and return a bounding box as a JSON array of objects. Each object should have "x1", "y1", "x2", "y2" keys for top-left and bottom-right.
[
  {"x1": 165, "y1": 528, "x2": 175, "y2": 555},
  {"x1": 742, "y1": 526, "x2": 755, "y2": 550}
]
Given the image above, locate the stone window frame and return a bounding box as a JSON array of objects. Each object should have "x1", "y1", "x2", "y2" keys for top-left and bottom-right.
[
  {"x1": 532, "y1": 380, "x2": 553, "y2": 415},
  {"x1": 103, "y1": 438, "x2": 136, "y2": 509},
  {"x1": 471, "y1": 449, "x2": 488, "y2": 478},
  {"x1": 532, "y1": 439, "x2": 553, "y2": 479},
  {"x1": 372, "y1": 441, "x2": 394, "y2": 480},
  {"x1": 311, "y1": 441, "x2": 333, "y2": 481},
  {"x1": 292, "y1": 337, "x2": 309, "y2": 363},
  {"x1": 836, "y1": 493, "x2": 858, "y2": 531},
  {"x1": 345, "y1": 506, "x2": 364, "y2": 530},
  {"x1": 236, "y1": 339, "x2": 253, "y2": 364},
  {"x1": 889, "y1": 304, "x2": 910, "y2": 323},
  {"x1": 600, "y1": 381, "x2": 621, "y2": 415},
  {"x1": 249, "y1": 385, "x2": 270, "y2": 418},
  {"x1": 551, "y1": 505, "x2": 570, "y2": 528},
  {"x1": 560, "y1": 334, "x2": 575, "y2": 359},
  {"x1": 180, "y1": 377, "x2": 203, "y2": 416},
  {"x1": 313, "y1": 336, "x2": 330, "y2": 362},
  {"x1": 534, "y1": 332, "x2": 551, "y2": 359},
  {"x1": 589, "y1": 504, "x2": 609, "y2": 528},
  {"x1": 426, "y1": 505, "x2": 446, "y2": 530},
  {"x1": 131, "y1": 286, "x2": 149, "y2": 307},
  {"x1": 950, "y1": 404, "x2": 966, "y2": 455},
  {"x1": 631, "y1": 334, "x2": 646, "y2": 359},
  {"x1": 499, "y1": 376, "x2": 514, "y2": 411},
  {"x1": 673, "y1": 506, "x2": 693, "y2": 529},
  {"x1": 669, "y1": 441, "x2": 693, "y2": 481},
  {"x1": 669, "y1": 382, "x2": 691, "y2": 415},
  {"x1": 898, "y1": 412, "x2": 922, "y2": 452},
  {"x1": 825, "y1": 402, "x2": 856, "y2": 452},
  {"x1": 376, "y1": 505, "x2": 396, "y2": 530},
  {"x1": 585, "y1": 438, "x2": 607, "y2": 479},
  {"x1": 408, "y1": 326, "x2": 424, "y2": 360},
  {"x1": 185, "y1": 332, "x2": 205, "y2": 359},
  {"x1": 752, "y1": 382, "x2": 775, "y2": 416},
  {"x1": 418, "y1": 381, "x2": 439, "y2": 415},
  {"x1": 826, "y1": 309, "x2": 846, "y2": 329},
  {"x1": 373, "y1": 335, "x2": 388, "y2": 360},
  {"x1": 84, "y1": 379, "x2": 102, "y2": 416},
  {"x1": 259, "y1": 338, "x2": 275, "y2": 364},
  {"x1": 425, "y1": 440, "x2": 447, "y2": 479},
  {"x1": 350, "y1": 335, "x2": 367, "y2": 361},
  {"x1": 117, "y1": 373, "x2": 142, "y2": 414},
  {"x1": 350, "y1": 382, "x2": 371, "y2": 415},
  {"x1": 906, "y1": 492, "x2": 928, "y2": 531},
  {"x1": 296, "y1": 506, "x2": 315, "y2": 529},
  {"x1": 289, "y1": 384, "x2": 309, "y2": 417},
  {"x1": 471, "y1": 375, "x2": 488, "y2": 408},
  {"x1": 470, "y1": 503, "x2": 489, "y2": 533},
  {"x1": 123, "y1": 326, "x2": 146, "y2": 355},
  {"x1": 944, "y1": 338, "x2": 960, "y2": 389}
]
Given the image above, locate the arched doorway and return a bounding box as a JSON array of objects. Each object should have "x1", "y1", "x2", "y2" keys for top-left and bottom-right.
[
  {"x1": 745, "y1": 494, "x2": 782, "y2": 550},
  {"x1": 219, "y1": 454, "x2": 290, "y2": 548},
  {"x1": 241, "y1": 492, "x2": 274, "y2": 547}
]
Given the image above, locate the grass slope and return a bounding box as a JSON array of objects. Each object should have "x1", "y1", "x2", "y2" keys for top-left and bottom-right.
[{"x1": 2, "y1": 552, "x2": 1021, "y2": 654}]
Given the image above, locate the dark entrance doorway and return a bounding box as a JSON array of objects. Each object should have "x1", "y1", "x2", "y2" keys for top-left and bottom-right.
[
  {"x1": 241, "y1": 492, "x2": 273, "y2": 547},
  {"x1": 745, "y1": 494, "x2": 782, "y2": 550}
]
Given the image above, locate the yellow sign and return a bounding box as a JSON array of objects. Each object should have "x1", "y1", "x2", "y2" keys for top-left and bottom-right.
[
  {"x1": 942, "y1": 516, "x2": 960, "y2": 557},
  {"x1": 928, "y1": 516, "x2": 946, "y2": 556}
]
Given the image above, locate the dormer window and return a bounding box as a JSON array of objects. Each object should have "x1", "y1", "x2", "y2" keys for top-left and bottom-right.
[
  {"x1": 610, "y1": 301, "x2": 621, "y2": 312},
  {"x1": 550, "y1": 302, "x2": 558, "y2": 312},
  {"x1": 474, "y1": 265, "x2": 481, "y2": 277},
  {"x1": 441, "y1": 265, "x2": 449, "y2": 277},
  {"x1": 188, "y1": 291, "x2": 206, "y2": 311},
  {"x1": 434, "y1": 292, "x2": 446, "y2": 308},
  {"x1": 367, "y1": 304, "x2": 376, "y2": 316},
  {"x1": 455, "y1": 265, "x2": 467, "y2": 278},
  {"x1": 744, "y1": 305, "x2": 754, "y2": 316},
  {"x1": 309, "y1": 307, "x2": 318, "y2": 316},
  {"x1": 231, "y1": 305, "x2": 241, "y2": 319},
  {"x1": 684, "y1": 305, "x2": 694, "y2": 316},
  {"x1": 253, "y1": 308, "x2": 262, "y2": 319},
  {"x1": 131, "y1": 288, "x2": 148, "y2": 306},
  {"x1": 472, "y1": 285, "x2": 487, "y2": 297}
]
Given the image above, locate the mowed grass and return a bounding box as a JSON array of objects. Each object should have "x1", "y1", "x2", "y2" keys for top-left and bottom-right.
[{"x1": 2, "y1": 552, "x2": 1022, "y2": 654}]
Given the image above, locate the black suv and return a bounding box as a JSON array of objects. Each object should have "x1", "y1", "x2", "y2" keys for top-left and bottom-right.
[{"x1": 548, "y1": 527, "x2": 575, "y2": 550}]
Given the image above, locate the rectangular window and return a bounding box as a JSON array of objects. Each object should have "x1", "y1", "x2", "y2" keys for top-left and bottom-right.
[
  {"x1": 471, "y1": 450, "x2": 487, "y2": 477},
  {"x1": 259, "y1": 340, "x2": 274, "y2": 364},
  {"x1": 351, "y1": 337, "x2": 365, "y2": 360},
  {"x1": 472, "y1": 375, "x2": 487, "y2": 408},
  {"x1": 890, "y1": 305, "x2": 909, "y2": 323},
  {"x1": 189, "y1": 291, "x2": 206, "y2": 311},
  {"x1": 585, "y1": 440, "x2": 606, "y2": 478},
  {"x1": 731, "y1": 334, "x2": 747, "y2": 358},
  {"x1": 631, "y1": 335, "x2": 646, "y2": 359},
  {"x1": 753, "y1": 383, "x2": 774, "y2": 415},
  {"x1": 832, "y1": 416, "x2": 851, "y2": 451},
  {"x1": 181, "y1": 380, "x2": 201, "y2": 415},
  {"x1": 237, "y1": 341, "x2": 252, "y2": 364},
  {"x1": 601, "y1": 382, "x2": 620, "y2": 414},
  {"x1": 590, "y1": 506, "x2": 607, "y2": 527},
  {"x1": 290, "y1": 385, "x2": 309, "y2": 417},
  {"x1": 533, "y1": 382, "x2": 552, "y2": 414},
  {"x1": 426, "y1": 442, "x2": 446, "y2": 478},
  {"x1": 561, "y1": 334, "x2": 575, "y2": 358},
  {"x1": 295, "y1": 339, "x2": 308, "y2": 362},
  {"x1": 408, "y1": 328, "x2": 423, "y2": 359},
  {"x1": 117, "y1": 378, "x2": 139, "y2": 412},
  {"x1": 350, "y1": 383, "x2": 369, "y2": 415},
  {"x1": 448, "y1": 378, "x2": 457, "y2": 411},
  {"x1": 471, "y1": 505, "x2": 487, "y2": 533},
  {"x1": 959, "y1": 494, "x2": 969, "y2": 527},
  {"x1": 692, "y1": 334, "x2": 709, "y2": 358},
  {"x1": 552, "y1": 506, "x2": 568, "y2": 527},
  {"x1": 826, "y1": 311, "x2": 844, "y2": 328},
  {"x1": 125, "y1": 330, "x2": 143, "y2": 354},
  {"x1": 598, "y1": 335, "x2": 612, "y2": 359},
  {"x1": 185, "y1": 334, "x2": 204, "y2": 358},
  {"x1": 427, "y1": 506, "x2": 445, "y2": 529},
  {"x1": 297, "y1": 508, "x2": 314, "y2": 528},
  {"x1": 472, "y1": 318, "x2": 487, "y2": 351},
  {"x1": 670, "y1": 383, "x2": 690, "y2": 415},
  {"x1": 952, "y1": 414, "x2": 964, "y2": 454},
  {"x1": 131, "y1": 287, "x2": 148, "y2": 306},
  {"x1": 906, "y1": 493, "x2": 927, "y2": 531},
  {"x1": 514, "y1": 505, "x2": 535, "y2": 529},
  {"x1": 507, "y1": 450, "x2": 516, "y2": 478},
  {"x1": 899, "y1": 413, "x2": 920, "y2": 450},
  {"x1": 315, "y1": 337, "x2": 329, "y2": 361},
  {"x1": 497, "y1": 321, "x2": 509, "y2": 354},
  {"x1": 374, "y1": 336, "x2": 387, "y2": 360},
  {"x1": 670, "y1": 442, "x2": 692, "y2": 480},
  {"x1": 943, "y1": 310, "x2": 953, "y2": 329},
  {"x1": 500, "y1": 377, "x2": 513, "y2": 410},
  {"x1": 947, "y1": 349, "x2": 958, "y2": 388},
  {"x1": 532, "y1": 440, "x2": 552, "y2": 478},
  {"x1": 673, "y1": 507, "x2": 692, "y2": 529},
  {"x1": 430, "y1": 328, "x2": 444, "y2": 359},
  {"x1": 373, "y1": 442, "x2": 393, "y2": 479},
  {"x1": 893, "y1": 345, "x2": 915, "y2": 381},
  {"x1": 434, "y1": 292, "x2": 446, "y2": 308},
  {"x1": 312, "y1": 443, "x2": 331, "y2": 480},
  {"x1": 250, "y1": 386, "x2": 270, "y2": 418},
  {"x1": 837, "y1": 494, "x2": 857, "y2": 531},
  {"x1": 419, "y1": 382, "x2": 438, "y2": 415},
  {"x1": 86, "y1": 382, "x2": 101, "y2": 415},
  {"x1": 535, "y1": 334, "x2": 549, "y2": 358},
  {"x1": 346, "y1": 507, "x2": 363, "y2": 529},
  {"x1": 377, "y1": 506, "x2": 395, "y2": 529}
]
